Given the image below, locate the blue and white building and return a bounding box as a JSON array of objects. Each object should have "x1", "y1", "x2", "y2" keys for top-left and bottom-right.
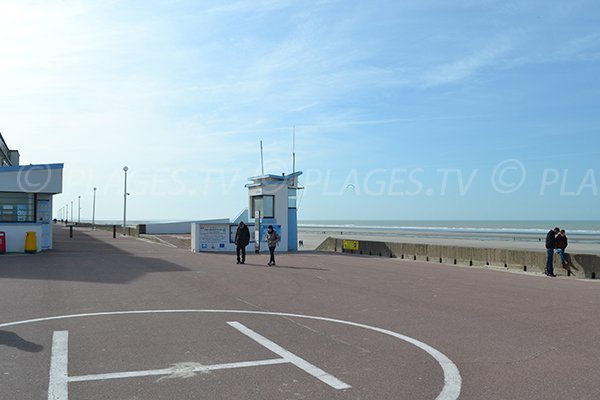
[
  {"x1": 0, "y1": 133, "x2": 64, "y2": 252},
  {"x1": 191, "y1": 171, "x2": 302, "y2": 253}
]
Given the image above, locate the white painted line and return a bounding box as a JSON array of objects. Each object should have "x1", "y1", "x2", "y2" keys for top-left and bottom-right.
[
  {"x1": 228, "y1": 321, "x2": 351, "y2": 390},
  {"x1": 68, "y1": 358, "x2": 288, "y2": 383},
  {"x1": 48, "y1": 331, "x2": 69, "y2": 400},
  {"x1": 0, "y1": 310, "x2": 461, "y2": 400}
]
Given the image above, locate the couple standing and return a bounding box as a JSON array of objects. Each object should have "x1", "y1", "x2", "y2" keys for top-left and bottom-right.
[
  {"x1": 544, "y1": 227, "x2": 569, "y2": 277},
  {"x1": 234, "y1": 222, "x2": 281, "y2": 266}
]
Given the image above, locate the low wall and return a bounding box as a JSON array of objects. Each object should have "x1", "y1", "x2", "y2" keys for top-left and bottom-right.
[
  {"x1": 142, "y1": 219, "x2": 230, "y2": 235},
  {"x1": 316, "y1": 237, "x2": 600, "y2": 279},
  {"x1": 69, "y1": 223, "x2": 141, "y2": 237}
]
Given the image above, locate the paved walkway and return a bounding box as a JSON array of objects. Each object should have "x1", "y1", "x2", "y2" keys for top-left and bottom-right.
[{"x1": 0, "y1": 225, "x2": 599, "y2": 399}]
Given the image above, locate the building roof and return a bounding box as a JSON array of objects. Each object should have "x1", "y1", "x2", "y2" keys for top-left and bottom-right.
[
  {"x1": 246, "y1": 171, "x2": 303, "y2": 188},
  {"x1": 247, "y1": 171, "x2": 302, "y2": 181},
  {"x1": 0, "y1": 163, "x2": 63, "y2": 173},
  {"x1": 0, "y1": 163, "x2": 64, "y2": 194}
]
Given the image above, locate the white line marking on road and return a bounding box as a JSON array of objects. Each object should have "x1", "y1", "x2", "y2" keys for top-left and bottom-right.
[
  {"x1": 1, "y1": 310, "x2": 461, "y2": 400},
  {"x1": 228, "y1": 321, "x2": 351, "y2": 390},
  {"x1": 48, "y1": 331, "x2": 68, "y2": 400},
  {"x1": 68, "y1": 358, "x2": 289, "y2": 383}
]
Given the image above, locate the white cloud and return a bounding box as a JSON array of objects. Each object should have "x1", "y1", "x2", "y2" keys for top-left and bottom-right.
[
  {"x1": 421, "y1": 36, "x2": 512, "y2": 87},
  {"x1": 2, "y1": 1, "x2": 599, "y2": 220}
]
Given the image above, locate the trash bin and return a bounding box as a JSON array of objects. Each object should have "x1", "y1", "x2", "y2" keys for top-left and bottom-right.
[
  {"x1": 25, "y1": 232, "x2": 37, "y2": 254},
  {"x1": 0, "y1": 232, "x2": 5, "y2": 254}
]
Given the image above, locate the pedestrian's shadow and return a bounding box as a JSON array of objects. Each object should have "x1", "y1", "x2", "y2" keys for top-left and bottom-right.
[{"x1": 0, "y1": 331, "x2": 44, "y2": 353}]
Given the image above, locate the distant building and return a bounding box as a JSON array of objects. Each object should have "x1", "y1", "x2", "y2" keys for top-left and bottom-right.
[
  {"x1": 0, "y1": 132, "x2": 20, "y2": 166},
  {"x1": 0, "y1": 132, "x2": 63, "y2": 252}
]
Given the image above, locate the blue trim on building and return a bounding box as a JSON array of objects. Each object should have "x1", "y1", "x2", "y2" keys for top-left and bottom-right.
[
  {"x1": 287, "y1": 208, "x2": 298, "y2": 251},
  {"x1": 0, "y1": 163, "x2": 64, "y2": 173}
]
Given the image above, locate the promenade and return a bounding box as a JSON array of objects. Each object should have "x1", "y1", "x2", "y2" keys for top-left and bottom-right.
[{"x1": 0, "y1": 225, "x2": 599, "y2": 399}]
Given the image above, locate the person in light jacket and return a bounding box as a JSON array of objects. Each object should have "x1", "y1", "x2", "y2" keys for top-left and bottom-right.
[{"x1": 266, "y1": 225, "x2": 280, "y2": 266}]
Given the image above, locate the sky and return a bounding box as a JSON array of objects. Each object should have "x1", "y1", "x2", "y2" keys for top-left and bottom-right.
[{"x1": 1, "y1": 0, "x2": 599, "y2": 222}]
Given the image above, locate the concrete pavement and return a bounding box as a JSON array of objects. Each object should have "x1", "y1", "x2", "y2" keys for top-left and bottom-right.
[{"x1": 0, "y1": 225, "x2": 599, "y2": 399}]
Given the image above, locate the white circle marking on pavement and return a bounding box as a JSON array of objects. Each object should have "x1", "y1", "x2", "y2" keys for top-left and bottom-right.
[{"x1": 0, "y1": 309, "x2": 462, "y2": 400}]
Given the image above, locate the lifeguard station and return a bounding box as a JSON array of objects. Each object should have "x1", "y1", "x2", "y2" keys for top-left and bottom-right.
[
  {"x1": 246, "y1": 171, "x2": 302, "y2": 252},
  {"x1": 191, "y1": 171, "x2": 303, "y2": 253}
]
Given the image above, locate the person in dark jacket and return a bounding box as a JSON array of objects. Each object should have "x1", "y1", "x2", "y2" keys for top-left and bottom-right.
[
  {"x1": 555, "y1": 229, "x2": 568, "y2": 267},
  {"x1": 545, "y1": 227, "x2": 560, "y2": 277},
  {"x1": 235, "y1": 222, "x2": 250, "y2": 264}
]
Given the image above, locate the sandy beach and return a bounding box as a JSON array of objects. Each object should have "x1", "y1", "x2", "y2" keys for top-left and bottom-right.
[{"x1": 298, "y1": 228, "x2": 600, "y2": 255}]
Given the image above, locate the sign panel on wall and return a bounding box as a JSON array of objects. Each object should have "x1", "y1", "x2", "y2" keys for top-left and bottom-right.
[{"x1": 198, "y1": 224, "x2": 228, "y2": 250}]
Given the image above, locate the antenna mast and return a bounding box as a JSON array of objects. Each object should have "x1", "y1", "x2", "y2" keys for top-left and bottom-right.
[
  {"x1": 260, "y1": 140, "x2": 264, "y2": 175},
  {"x1": 292, "y1": 126, "x2": 296, "y2": 175}
]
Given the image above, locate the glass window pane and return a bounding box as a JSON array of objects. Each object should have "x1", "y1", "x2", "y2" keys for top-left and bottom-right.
[
  {"x1": 263, "y1": 196, "x2": 274, "y2": 218},
  {"x1": 252, "y1": 196, "x2": 263, "y2": 217},
  {"x1": 288, "y1": 189, "x2": 297, "y2": 208},
  {"x1": 0, "y1": 192, "x2": 35, "y2": 222},
  {"x1": 251, "y1": 195, "x2": 274, "y2": 218}
]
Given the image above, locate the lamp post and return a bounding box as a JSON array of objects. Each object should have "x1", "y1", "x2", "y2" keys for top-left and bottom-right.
[
  {"x1": 70, "y1": 201, "x2": 73, "y2": 225},
  {"x1": 92, "y1": 187, "x2": 97, "y2": 230},
  {"x1": 78, "y1": 195, "x2": 81, "y2": 224},
  {"x1": 65, "y1": 204, "x2": 69, "y2": 223},
  {"x1": 123, "y1": 166, "x2": 129, "y2": 235}
]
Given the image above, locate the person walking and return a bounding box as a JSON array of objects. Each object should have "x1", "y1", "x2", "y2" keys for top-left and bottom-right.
[
  {"x1": 266, "y1": 225, "x2": 280, "y2": 266},
  {"x1": 555, "y1": 229, "x2": 569, "y2": 267},
  {"x1": 234, "y1": 221, "x2": 250, "y2": 264},
  {"x1": 545, "y1": 227, "x2": 560, "y2": 277}
]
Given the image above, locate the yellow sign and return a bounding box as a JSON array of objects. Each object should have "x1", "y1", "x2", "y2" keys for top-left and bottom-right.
[{"x1": 343, "y1": 240, "x2": 359, "y2": 251}]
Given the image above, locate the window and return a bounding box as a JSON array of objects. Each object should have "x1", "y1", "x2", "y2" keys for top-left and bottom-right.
[
  {"x1": 0, "y1": 192, "x2": 35, "y2": 222},
  {"x1": 251, "y1": 195, "x2": 274, "y2": 218},
  {"x1": 288, "y1": 188, "x2": 297, "y2": 209}
]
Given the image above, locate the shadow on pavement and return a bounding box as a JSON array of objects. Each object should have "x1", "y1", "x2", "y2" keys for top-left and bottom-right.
[
  {"x1": 0, "y1": 331, "x2": 44, "y2": 353},
  {"x1": 239, "y1": 262, "x2": 329, "y2": 271},
  {"x1": 0, "y1": 226, "x2": 190, "y2": 284}
]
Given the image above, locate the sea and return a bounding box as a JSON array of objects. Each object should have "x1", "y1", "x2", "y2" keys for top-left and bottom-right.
[
  {"x1": 81, "y1": 219, "x2": 600, "y2": 243},
  {"x1": 298, "y1": 220, "x2": 600, "y2": 243}
]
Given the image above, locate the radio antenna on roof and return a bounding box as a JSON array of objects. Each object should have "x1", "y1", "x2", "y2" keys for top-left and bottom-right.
[
  {"x1": 292, "y1": 126, "x2": 296, "y2": 175},
  {"x1": 260, "y1": 140, "x2": 264, "y2": 175}
]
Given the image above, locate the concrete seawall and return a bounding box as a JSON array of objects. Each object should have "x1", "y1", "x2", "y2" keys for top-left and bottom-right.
[
  {"x1": 65, "y1": 222, "x2": 141, "y2": 237},
  {"x1": 316, "y1": 237, "x2": 600, "y2": 279}
]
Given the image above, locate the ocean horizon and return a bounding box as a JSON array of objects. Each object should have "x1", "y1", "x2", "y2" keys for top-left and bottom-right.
[
  {"x1": 79, "y1": 219, "x2": 600, "y2": 235},
  {"x1": 298, "y1": 220, "x2": 600, "y2": 243},
  {"x1": 299, "y1": 219, "x2": 600, "y2": 232}
]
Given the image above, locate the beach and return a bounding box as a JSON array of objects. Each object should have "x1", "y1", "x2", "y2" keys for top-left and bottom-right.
[{"x1": 298, "y1": 222, "x2": 600, "y2": 255}]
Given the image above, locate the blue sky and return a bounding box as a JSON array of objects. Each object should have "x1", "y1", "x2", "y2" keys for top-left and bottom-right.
[{"x1": 1, "y1": 0, "x2": 599, "y2": 221}]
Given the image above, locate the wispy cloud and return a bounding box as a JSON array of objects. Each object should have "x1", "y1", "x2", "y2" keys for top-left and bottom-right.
[
  {"x1": 421, "y1": 36, "x2": 513, "y2": 87},
  {"x1": 2, "y1": 1, "x2": 599, "y2": 220}
]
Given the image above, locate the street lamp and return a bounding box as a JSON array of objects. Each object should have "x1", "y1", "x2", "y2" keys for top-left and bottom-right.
[
  {"x1": 70, "y1": 201, "x2": 73, "y2": 225},
  {"x1": 78, "y1": 195, "x2": 81, "y2": 224},
  {"x1": 92, "y1": 187, "x2": 97, "y2": 230},
  {"x1": 123, "y1": 166, "x2": 130, "y2": 235}
]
